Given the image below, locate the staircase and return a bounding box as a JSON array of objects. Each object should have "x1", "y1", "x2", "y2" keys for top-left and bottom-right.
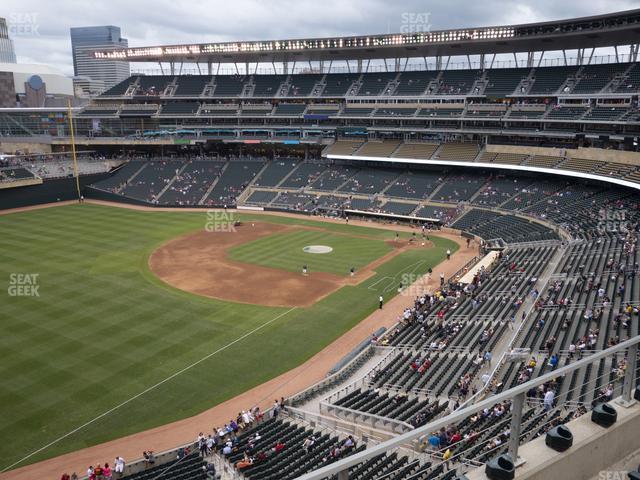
[
  {"x1": 198, "y1": 161, "x2": 228, "y2": 205},
  {"x1": 115, "y1": 162, "x2": 147, "y2": 194},
  {"x1": 155, "y1": 162, "x2": 190, "y2": 201}
]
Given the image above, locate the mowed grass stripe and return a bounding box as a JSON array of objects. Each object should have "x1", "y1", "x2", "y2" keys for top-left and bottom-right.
[
  {"x1": 0, "y1": 204, "x2": 457, "y2": 468},
  {"x1": 228, "y1": 229, "x2": 392, "y2": 276}
]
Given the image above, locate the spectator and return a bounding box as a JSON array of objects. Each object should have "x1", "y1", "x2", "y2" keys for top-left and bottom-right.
[
  {"x1": 114, "y1": 457, "x2": 125, "y2": 476},
  {"x1": 543, "y1": 389, "x2": 555, "y2": 411}
]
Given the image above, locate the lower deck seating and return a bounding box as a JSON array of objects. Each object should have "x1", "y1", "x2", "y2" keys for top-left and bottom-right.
[
  {"x1": 451, "y1": 209, "x2": 559, "y2": 243},
  {"x1": 204, "y1": 160, "x2": 265, "y2": 206},
  {"x1": 220, "y1": 418, "x2": 411, "y2": 480},
  {"x1": 121, "y1": 452, "x2": 206, "y2": 480},
  {"x1": 158, "y1": 161, "x2": 225, "y2": 205}
]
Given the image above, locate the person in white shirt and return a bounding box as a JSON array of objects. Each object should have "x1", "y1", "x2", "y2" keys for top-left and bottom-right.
[
  {"x1": 114, "y1": 457, "x2": 125, "y2": 474},
  {"x1": 242, "y1": 410, "x2": 251, "y2": 426},
  {"x1": 222, "y1": 442, "x2": 232, "y2": 456},
  {"x1": 543, "y1": 389, "x2": 555, "y2": 411}
]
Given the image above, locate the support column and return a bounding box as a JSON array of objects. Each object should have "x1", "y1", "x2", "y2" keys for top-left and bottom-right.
[
  {"x1": 536, "y1": 51, "x2": 545, "y2": 68},
  {"x1": 508, "y1": 392, "x2": 525, "y2": 464},
  {"x1": 337, "y1": 469, "x2": 349, "y2": 480},
  {"x1": 618, "y1": 343, "x2": 638, "y2": 406}
]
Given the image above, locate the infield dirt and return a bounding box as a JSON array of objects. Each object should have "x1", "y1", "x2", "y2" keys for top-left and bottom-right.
[{"x1": 149, "y1": 221, "x2": 430, "y2": 307}]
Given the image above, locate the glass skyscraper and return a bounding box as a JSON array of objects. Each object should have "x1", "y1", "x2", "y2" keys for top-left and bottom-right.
[
  {"x1": 0, "y1": 17, "x2": 17, "y2": 63},
  {"x1": 70, "y1": 25, "x2": 130, "y2": 91}
]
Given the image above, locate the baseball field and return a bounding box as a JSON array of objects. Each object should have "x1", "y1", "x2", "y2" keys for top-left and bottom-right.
[{"x1": 0, "y1": 203, "x2": 458, "y2": 471}]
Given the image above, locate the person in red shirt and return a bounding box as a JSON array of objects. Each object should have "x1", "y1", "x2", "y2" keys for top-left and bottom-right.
[
  {"x1": 61, "y1": 474, "x2": 70, "y2": 480},
  {"x1": 274, "y1": 441, "x2": 285, "y2": 453},
  {"x1": 93, "y1": 464, "x2": 103, "y2": 480}
]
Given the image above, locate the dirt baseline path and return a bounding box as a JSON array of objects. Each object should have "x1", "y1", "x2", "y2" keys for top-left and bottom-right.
[
  {"x1": 150, "y1": 221, "x2": 431, "y2": 307},
  {"x1": 0, "y1": 200, "x2": 479, "y2": 480}
]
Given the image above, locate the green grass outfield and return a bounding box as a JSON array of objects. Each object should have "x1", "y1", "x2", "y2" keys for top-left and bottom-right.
[{"x1": 0, "y1": 204, "x2": 458, "y2": 469}]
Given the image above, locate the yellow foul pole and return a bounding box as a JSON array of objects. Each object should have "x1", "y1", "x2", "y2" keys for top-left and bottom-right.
[{"x1": 66, "y1": 99, "x2": 82, "y2": 201}]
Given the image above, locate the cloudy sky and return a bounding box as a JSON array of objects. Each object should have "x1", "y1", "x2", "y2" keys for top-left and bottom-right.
[{"x1": 3, "y1": 0, "x2": 640, "y2": 75}]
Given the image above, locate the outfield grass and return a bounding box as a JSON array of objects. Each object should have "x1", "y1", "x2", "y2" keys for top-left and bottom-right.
[
  {"x1": 0, "y1": 204, "x2": 458, "y2": 469},
  {"x1": 228, "y1": 229, "x2": 393, "y2": 276}
]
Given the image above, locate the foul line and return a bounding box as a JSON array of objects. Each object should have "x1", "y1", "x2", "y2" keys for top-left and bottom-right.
[{"x1": 1, "y1": 306, "x2": 297, "y2": 473}]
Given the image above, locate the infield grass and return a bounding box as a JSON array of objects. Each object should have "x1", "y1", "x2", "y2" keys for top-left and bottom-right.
[
  {"x1": 228, "y1": 229, "x2": 393, "y2": 276},
  {"x1": 0, "y1": 204, "x2": 458, "y2": 470}
]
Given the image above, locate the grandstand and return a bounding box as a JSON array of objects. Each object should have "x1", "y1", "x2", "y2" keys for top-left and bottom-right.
[{"x1": 3, "y1": 7, "x2": 640, "y2": 480}]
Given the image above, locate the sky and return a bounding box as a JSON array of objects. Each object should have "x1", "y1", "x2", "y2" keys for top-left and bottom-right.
[{"x1": 2, "y1": 0, "x2": 640, "y2": 75}]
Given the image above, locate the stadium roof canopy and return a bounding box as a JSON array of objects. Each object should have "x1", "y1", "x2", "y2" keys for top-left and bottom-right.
[{"x1": 93, "y1": 9, "x2": 640, "y2": 65}]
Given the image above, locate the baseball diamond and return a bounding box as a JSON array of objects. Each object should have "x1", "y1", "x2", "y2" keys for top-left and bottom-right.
[{"x1": 2, "y1": 4, "x2": 640, "y2": 480}]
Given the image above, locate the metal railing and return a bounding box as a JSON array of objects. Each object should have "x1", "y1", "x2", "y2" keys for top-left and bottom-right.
[
  {"x1": 294, "y1": 334, "x2": 640, "y2": 480},
  {"x1": 319, "y1": 400, "x2": 415, "y2": 435},
  {"x1": 289, "y1": 343, "x2": 376, "y2": 408}
]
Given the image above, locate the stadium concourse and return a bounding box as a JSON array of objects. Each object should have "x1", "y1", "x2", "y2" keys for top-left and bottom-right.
[{"x1": 0, "y1": 202, "x2": 478, "y2": 480}]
